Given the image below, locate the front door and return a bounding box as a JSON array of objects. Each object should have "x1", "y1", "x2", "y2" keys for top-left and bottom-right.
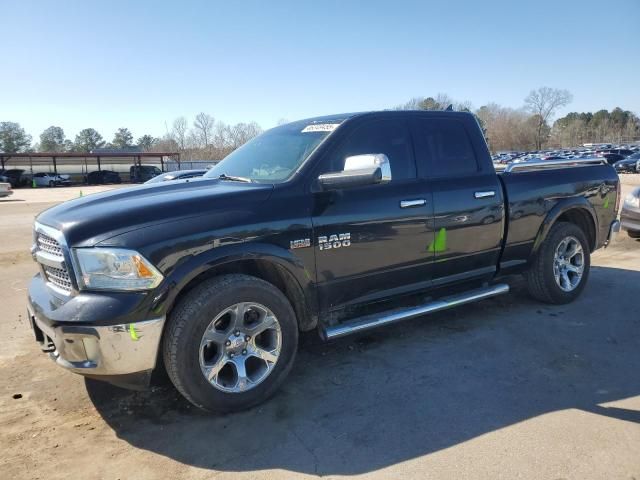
[{"x1": 311, "y1": 117, "x2": 435, "y2": 312}]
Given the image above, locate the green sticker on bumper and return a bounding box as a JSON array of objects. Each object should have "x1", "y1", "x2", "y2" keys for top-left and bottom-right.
[{"x1": 129, "y1": 324, "x2": 139, "y2": 341}]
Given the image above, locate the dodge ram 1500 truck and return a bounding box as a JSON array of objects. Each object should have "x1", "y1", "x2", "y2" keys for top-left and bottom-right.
[{"x1": 27, "y1": 111, "x2": 621, "y2": 412}]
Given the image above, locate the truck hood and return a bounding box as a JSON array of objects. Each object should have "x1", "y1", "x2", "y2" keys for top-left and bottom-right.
[{"x1": 36, "y1": 179, "x2": 274, "y2": 246}]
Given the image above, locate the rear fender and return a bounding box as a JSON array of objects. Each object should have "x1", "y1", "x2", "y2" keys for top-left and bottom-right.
[{"x1": 530, "y1": 197, "x2": 598, "y2": 260}]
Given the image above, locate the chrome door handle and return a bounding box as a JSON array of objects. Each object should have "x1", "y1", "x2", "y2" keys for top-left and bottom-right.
[
  {"x1": 474, "y1": 191, "x2": 496, "y2": 199},
  {"x1": 400, "y1": 199, "x2": 426, "y2": 208}
]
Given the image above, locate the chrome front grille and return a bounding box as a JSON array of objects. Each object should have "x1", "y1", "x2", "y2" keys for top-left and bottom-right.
[
  {"x1": 37, "y1": 232, "x2": 63, "y2": 256},
  {"x1": 34, "y1": 225, "x2": 73, "y2": 294},
  {"x1": 43, "y1": 265, "x2": 73, "y2": 291}
]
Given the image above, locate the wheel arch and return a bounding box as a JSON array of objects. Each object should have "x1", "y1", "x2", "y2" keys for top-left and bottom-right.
[
  {"x1": 531, "y1": 198, "x2": 598, "y2": 260},
  {"x1": 160, "y1": 244, "x2": 318, "y2": 333}
]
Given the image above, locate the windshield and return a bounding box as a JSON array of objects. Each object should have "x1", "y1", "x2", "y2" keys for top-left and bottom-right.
[{"x1": 204, "y1": 121, "x2": 340, "y2": 183}]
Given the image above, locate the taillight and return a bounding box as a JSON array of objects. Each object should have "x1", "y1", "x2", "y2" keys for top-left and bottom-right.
[{"x1": 614, "y1": 181, "x2": 621, "y2": 213}]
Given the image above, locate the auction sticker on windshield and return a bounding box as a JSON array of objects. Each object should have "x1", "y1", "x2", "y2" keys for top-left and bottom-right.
[{"x1": 301, "y1": 123, "x2": 340, "y2": 133}]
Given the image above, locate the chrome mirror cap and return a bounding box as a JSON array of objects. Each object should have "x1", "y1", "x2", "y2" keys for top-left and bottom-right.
[{"x1": 344, "y1": 154, "x2": 392, "y2": 183}]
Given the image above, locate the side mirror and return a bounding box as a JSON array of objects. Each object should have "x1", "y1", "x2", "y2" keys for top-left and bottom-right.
[{"x1": 318, "y1": 153, "x2": 392, "y2": 191}]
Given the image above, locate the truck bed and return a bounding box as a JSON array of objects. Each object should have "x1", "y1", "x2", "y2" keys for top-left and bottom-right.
[{"x1": 496, "y1": 158, "x2": 619, "y2": 274}]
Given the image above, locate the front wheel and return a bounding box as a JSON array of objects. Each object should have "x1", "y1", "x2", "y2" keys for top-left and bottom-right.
[
  {"x1": 526, "y1": 222, "x2": 591, "y2": 304},
  {"x1": 163, "y1": 274, "x2": 298, "y2": 412}
]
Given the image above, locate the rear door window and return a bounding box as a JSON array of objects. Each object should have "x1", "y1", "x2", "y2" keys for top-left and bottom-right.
[{"x1": 411, "y1": 118, "x2": 479, "y2": 177}]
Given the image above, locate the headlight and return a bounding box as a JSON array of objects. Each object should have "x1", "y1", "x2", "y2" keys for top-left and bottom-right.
[
  {"x1": 74, "y1": 248, "x2": 163, "y2": 291},
  {"x1": 624, "y1": 194, "x2": 640, "y2": 209}
]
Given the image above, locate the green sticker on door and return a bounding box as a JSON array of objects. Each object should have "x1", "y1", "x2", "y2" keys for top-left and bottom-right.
[{"x1": 428, "y1": 228, "x2": 447, "y2": 253}]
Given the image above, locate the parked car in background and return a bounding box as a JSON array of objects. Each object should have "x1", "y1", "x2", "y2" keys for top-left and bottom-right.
[
  {"x1": 601, "y1": 153, "x2": 625, "y2": 165},
  {"x1": 145, "y1": 169, "x2": 207, "y2": 184},
  {"x1": 621, "y1": 187, "x2": 640, "y2": 238},
  {"x1": 0, "y1": 182, "x2": 13, "y2": 198},
  {"x1": 32, "y1": 172, "x2": 72, "y2": 187},
  {"x1": 87, "y1": 170, "x2": 122, "y2": 185},
  {"x1": 601, "y1": 148, "x2": 634, "y2": 157},
  {"x1": 613, "y1": 152, "x2": 640, "y2": 174},
  {"x1": 130, "y1": 165, "x2": 162, "y2": 183},
  {"x1": 1, "y1": 169, "x2": 32, "y2": 188}
]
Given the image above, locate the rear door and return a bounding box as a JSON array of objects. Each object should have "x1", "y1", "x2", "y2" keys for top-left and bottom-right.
[
  {"x1": 410, "y1": 116, "x2": 504, "y2": 286},
  {"x1": 311, "y1": 117, "x2": 435, "y2": 311}
]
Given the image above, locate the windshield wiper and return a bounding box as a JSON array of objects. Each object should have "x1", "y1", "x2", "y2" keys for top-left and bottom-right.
[{"x1": 218, "y1": 173, "x2": 253, "y2": 183}]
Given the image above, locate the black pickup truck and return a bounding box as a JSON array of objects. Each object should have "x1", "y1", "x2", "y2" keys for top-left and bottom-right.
[{"x1": 27, "y1": 111, "x2": 621, "y2": 412}]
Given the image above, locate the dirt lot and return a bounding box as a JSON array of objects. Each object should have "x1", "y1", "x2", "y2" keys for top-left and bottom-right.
[{"x1": 1, "y1": 181, "x2": 639, "y2": 479}]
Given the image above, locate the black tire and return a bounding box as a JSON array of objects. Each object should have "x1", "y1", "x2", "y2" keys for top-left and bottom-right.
[
  {"x1": 526, "y1": 222, "x2": 591, "y2": 304},
  {"x1": 163, "y1": 274, "x2": 298, "y2": 413}
]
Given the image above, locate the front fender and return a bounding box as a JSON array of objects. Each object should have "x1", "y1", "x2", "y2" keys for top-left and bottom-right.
[
  {"x1": 150, "y1": 242, "x2": 317, "y2": 326},
  {"x1": 530, "y1": 197, "x2": 598, "y2": 259}
]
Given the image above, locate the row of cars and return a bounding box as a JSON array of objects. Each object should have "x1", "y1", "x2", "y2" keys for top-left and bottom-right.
[
  {"x1": 492, "y1": 145, "x2": 640, "y2": 174},
  {"x1": 0, "y1": 165, "x2": 208, "y2": 188},
  {"x1": 88, "y1": 167, "x2": 208, "y2": 184},
  {"x1": 0, "y1": 166, "x2": 159, "y2": 187},
  {"x1": 0, "y1": 166, "x2": 208, "y2": 190},
  {"x1": 0, "y1": 166, "x2": 208, "y2": 198}
]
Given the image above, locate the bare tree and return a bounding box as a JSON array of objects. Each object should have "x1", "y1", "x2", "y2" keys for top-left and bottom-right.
[
  {"x1": 476, "y1": 103, "x2": 538, "y2": 152},
  {"x1": 172, "y1": 116, "x2": 188, "y2": 151},
  {"x1": 151, "y1": 135, "x2": 179, "y2": 153},
  {"x1": 394, "y1": 97, "x2": 425, "y2": 110},
  {"x1": 212, "y1": 122, "x2": 231, "y2": 150},
  {"x1": 524, "y1": 87, "x2": 572, "y2": 149},
  {"x1": 228, "y1": 122, "x2": 262, "y2": 149},
  {"x1": 395, "y1": 93, "x2": 472, "y2": 112},
  {"x1": 193, "y1": 112, "x2": 214, "y2": 148}
]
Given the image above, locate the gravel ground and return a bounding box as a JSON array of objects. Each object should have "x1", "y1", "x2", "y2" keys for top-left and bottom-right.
[{"x1": 1, "y1": 179, "x2": 639, "y2": 480}]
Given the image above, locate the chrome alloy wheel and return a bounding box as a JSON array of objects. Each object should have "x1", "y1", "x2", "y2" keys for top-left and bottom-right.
[
  {"x1": 553, "y1": 236, "x2": 585, "y2": 292},
  {"x1": 198, "y1": 302, "x2": 282, "y2": 393}
]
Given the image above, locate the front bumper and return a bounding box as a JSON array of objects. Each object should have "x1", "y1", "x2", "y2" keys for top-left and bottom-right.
[{"x1": 27, "y1": 273, "x2": 165, "y2": 389}]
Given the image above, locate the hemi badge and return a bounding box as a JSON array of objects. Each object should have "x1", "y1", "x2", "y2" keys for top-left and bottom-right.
[{"x1": 290, "y1": 238, "x2": 311, "y2": 249}]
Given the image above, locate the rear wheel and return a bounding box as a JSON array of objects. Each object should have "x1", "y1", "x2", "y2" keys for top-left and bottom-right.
[
  {"x1": 526, "y1": 222, "x2": 590, "y2": 304},
  {"x1": 163, "y1": 274, "x2": 298, "y2": 412}
]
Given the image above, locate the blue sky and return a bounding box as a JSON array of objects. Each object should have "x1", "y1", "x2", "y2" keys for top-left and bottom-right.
[{"x1": 2, "y1": 0, "x2": 639, "y2": 141}]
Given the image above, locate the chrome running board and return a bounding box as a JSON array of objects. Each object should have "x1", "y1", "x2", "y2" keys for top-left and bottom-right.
[{"x1": 323, "y1": 283, "x2": 509, "y2": 340}]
